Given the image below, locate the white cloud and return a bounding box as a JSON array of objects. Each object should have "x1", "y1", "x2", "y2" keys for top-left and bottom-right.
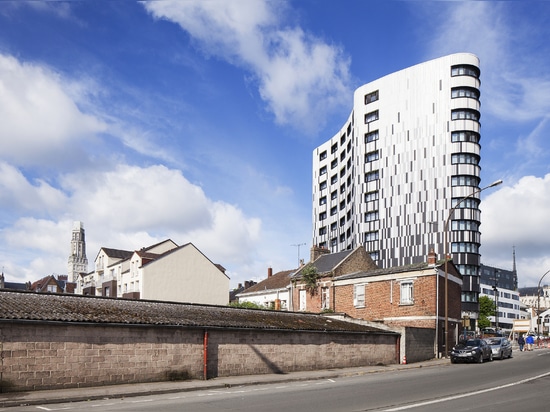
[
  {"x1": 480, "y1": 174, "x2": 550, "y2": 286},
  {"x1": 0, "y1": 161, "x2": 67, "y2": 214},
  {"x1": 426, "y1": 2, "x2": 550, "y2": 123},
  {"x1": 143, "y1": 0, "x2": 352, "y2": 133},
  {"x1": 0, "y1": 54, "x2": 106, "y2": 167},
  {"x1": 1, "y1": 163, "x2": 263, "y2": 284}
]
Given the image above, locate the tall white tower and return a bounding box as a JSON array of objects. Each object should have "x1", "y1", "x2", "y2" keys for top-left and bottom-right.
[
  {"x1": 67, "y1": 221, "x2": 88, "y2": 283},
  {"x1": 312, "y1": 53, "x2": 483, "y2": 319}
]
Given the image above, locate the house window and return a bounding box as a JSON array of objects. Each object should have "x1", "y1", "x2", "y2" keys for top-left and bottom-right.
[
  {"x1": 331, "y1": 190, "x2": 337, "y2": 200},
  {"x1": 354, "y1": 284, "x2": 366, "y2": 307},
  {"x1": 319, "y1": 181, "x2": 327, "y2": 191},
  {"x1": 400, "y1": 280, "x2": 414, "y2": 305},
  {"x1": 104, "y1": 286, "x2": 110, "y2": 296},
  {"x1": 365, "y1": 110, "x2": 379, "y2": 124},
  {"x1": 321, "y1": 287, "x2": 330, "y2": 310},
  {"x1": 319, "y1": 150, "x2": 327, "y2": 160},
  {"x1": 330, "y1": 206, "x2": 337, "y2": 216},
  {"x1": 320, "y1": 166, "x2": 327, "y2": 175},
  {"x1": 330, "y1": 222, "x2": 337, "y2": 231},
  {"x1": 331, "y1": 159, "x2": 338, "y2": 169},
  {"x1": 319, "y1": 211, "x2": 327, "y2": 221},
  {"x1": 319, "y1": 196, "x2": 327, "y2": 205},
  {"x1": 330, "y1": 175, "x2": 338, "y2": 184},
  {"x1": 299, "y1": 289, "x2": 306, "y2": 311},
  {"x1": 331, "y1": 143, "x2": 338, "y2": 154},
  {"x1": 365, "y1": 130, "x2": 379, "y2": 143},
  {"x1": 365, "y1": 90, "x2": 379, "y2": 104},
  {"x1": 318, "y1": 226, "x2": 327, "y2": 236},
  {"x1": 47, "y1": 284, "x2": 56, "y2": 293}
]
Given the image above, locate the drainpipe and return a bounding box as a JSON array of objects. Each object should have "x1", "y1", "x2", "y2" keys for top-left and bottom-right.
[{"x1": 203, "y1": 329, "x2": 208, "y2": 380}]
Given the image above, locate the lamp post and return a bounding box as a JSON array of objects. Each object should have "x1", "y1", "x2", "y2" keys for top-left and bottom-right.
[
  {"x1": 443, "y1": 179, "x2": 502, "y2": 358},
  {"x1": 537, "y1": 269, "x2": 550, "y2": 338}
]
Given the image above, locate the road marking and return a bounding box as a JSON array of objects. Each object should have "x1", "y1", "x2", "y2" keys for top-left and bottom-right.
[{"x1": 384, "y1": 371, "x2": 550, "y2": 411}]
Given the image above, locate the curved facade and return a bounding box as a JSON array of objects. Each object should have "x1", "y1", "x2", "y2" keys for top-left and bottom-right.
[{"x1": 312, "y1": 53, "x2": 483, "y2": 320}]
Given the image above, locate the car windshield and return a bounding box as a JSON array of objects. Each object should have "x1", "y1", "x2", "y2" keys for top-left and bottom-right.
[
  {"x1": 466, "y1": 339, "x2": 481, "y2": 346},
  {"x1": 487, "y1": 338, "x2": 501, "y2": 345}
]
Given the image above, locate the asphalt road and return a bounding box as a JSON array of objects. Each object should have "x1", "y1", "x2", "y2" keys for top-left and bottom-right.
[{"x1": 4, "y1": 348, "x2": 549, "y2": 412}]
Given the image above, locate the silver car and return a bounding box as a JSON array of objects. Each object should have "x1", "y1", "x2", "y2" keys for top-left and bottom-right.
[{"x1": 485, "y1": 337, "x2": 512, "y2": 360}]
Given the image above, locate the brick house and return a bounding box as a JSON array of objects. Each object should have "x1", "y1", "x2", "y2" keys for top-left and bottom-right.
[
  {"x1": 297, "y1": 248, "x2": 462, "y2": 356},
  {"x1": 290, "y1": 245, "x2": 379, "y2": 312},
  {"x1": 29, "y1": 274, "x2": 74, "y2": 293}
]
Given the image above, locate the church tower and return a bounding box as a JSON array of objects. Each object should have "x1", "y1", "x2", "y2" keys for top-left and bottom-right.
[{"x1": 67, "y1": 221, "x2": 88, "y2": 283}]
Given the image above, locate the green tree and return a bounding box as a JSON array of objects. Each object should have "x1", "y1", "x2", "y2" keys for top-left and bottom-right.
[
  {"x1": 300, "y1": 263, "x2": 320, "y2": 296},
  {"x1": 478, "y1": 295, "x2": 496, "y2": 329}
]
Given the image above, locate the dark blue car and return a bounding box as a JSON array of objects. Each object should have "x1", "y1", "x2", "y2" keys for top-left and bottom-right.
[{"x1": 451, "y1": 339, "x2": 493, "y2": 363}]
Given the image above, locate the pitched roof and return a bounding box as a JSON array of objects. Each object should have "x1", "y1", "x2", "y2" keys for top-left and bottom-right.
[
  {"x1": 0, "y1": 290, "x2": 396, "y2": 334},
  {"x1": 100, "y1": 247, "x2": 133, "y2": 260},
  {"x1": 334, "y1": 260, "x2": 452, "y2": 281},
  {"x1": 237, "y1": 270, "x2": 295, "y2": 295},
  {"x1": 294, "y1": 249, "x2": 354, "y2": 277}
]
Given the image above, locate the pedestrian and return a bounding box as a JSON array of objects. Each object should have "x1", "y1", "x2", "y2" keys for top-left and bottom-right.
[
  {"x1": 518, "y1": 334, "x2": 525, "y2": 352},
  {"x1": 525, "y1": 334, "x2": 535, "y2": 351}
]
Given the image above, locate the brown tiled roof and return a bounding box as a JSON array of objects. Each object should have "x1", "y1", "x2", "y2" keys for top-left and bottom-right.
[
  {"x1": 239, "y1": 270, "x2": 295, "y2": 294},
  {"x1": 0, "y1": 290, "x2": 393, "y2": 334}
]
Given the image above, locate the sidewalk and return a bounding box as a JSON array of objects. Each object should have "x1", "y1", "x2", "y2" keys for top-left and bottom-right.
[{"x1": 0, "y1": 358, "x2": 448, "y2": 408}]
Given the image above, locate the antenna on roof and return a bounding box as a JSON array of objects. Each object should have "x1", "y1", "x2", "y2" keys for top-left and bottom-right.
[{"x1": 291, "y1": 243, "x2": 306, "y2": 268}]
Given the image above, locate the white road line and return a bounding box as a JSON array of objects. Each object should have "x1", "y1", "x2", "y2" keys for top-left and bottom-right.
[{"x1": 384, "y1": 371, "x2": 550, "y2": 411}]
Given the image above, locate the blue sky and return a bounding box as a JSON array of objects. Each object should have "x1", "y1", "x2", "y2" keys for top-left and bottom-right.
[{"x1": 1, "y1": 1, "x2": 549, "y2": 290}]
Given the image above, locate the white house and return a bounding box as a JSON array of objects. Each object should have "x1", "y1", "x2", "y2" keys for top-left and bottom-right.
[
  {"x1": 79, "y1": 239, "x2": 229, "y2": 306},
  {"x1": 236, "y1": 268, "x2": 295, "y2": 310}
]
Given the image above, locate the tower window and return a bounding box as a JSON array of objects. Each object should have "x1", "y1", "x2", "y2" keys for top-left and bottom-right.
[{"x1": 365, "y1": 90, "x2": 379, "y2": 104}]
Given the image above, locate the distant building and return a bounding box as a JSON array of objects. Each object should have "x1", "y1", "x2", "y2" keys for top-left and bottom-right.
[
  {"x1": 236, "y1": 268, "x2": 296, "y2": 310},
  {"x1": 0, "y1": 272, "x2": 28, "y2": 291},
  {"x1": 479, "y1": 263, "x2": 521, "y2": 330},
  {"x1": 78, "y1": 239, "x2": 230, "y2": 305}
]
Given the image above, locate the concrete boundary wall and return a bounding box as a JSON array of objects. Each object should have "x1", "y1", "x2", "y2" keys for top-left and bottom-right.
[{"x1": 0, "y1": 321, "x2": 398, "y2": 392}]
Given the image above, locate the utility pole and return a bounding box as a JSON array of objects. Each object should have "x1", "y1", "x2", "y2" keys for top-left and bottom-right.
[{"x1": 291, "y1": 243, "x2": 306, "y2": 268}]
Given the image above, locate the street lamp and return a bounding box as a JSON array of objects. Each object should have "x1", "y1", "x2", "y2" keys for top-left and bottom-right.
[
  {"x1": 443, "y1": 179, "x2": 502, "y2": 358},
  {"x1": 537, "y1": 269, "x2": 550, "y2": 338}
]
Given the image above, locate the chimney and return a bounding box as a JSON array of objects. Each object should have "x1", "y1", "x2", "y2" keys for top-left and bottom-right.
[
  {"x1": 268, "y1": 267, "x2": 273, "y2": 278},
  {"x1": 428, "y1": 248, "x2": 437, "y2": 266},
  {"x1": 310, "y1": 245, "x2": 330, "y2": 262}
]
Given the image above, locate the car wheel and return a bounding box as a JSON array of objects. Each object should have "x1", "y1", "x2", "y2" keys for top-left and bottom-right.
[
  {"x1": 499, "y1": 351, "x2": 503, "y2": 359},
  {"x1": 489, "y1": 352, "x2": 493, "y2": 361},
  {"x1": 451, "y1": 358, "x2": 456, "y2": 364},
  {"x1": 478, "y1": 353, "x2": 483, "y2": 363}
]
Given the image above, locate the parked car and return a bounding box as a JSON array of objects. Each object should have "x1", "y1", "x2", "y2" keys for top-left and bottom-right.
[
  {"x1": 485, "y1": 337, "x2": 512, "y2": 360},
  {"x1": 450, "y1": 338, "x2": 493, "y2": 363}
]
